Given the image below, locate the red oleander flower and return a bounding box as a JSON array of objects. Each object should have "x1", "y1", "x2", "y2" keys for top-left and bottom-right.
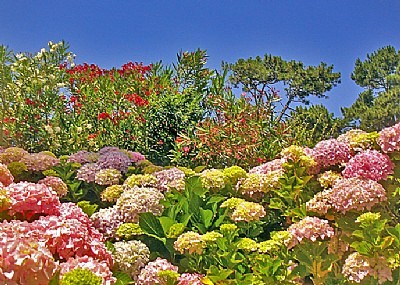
[{"x1": 98, "y1": 112, "x2": 110, "y2": 120}]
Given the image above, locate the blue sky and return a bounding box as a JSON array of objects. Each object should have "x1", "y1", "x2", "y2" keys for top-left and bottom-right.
[{"x1": 1, "y1": 0, "x2": 399, "y2": 116}]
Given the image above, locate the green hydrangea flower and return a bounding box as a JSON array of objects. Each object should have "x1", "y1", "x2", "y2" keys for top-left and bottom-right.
[
  {"x1": 116, "y1": 222, "x2": 144, "y2": 239},
  {"x1": 60, "y1": 268, "x2": 102, "y2": 285},
  {"x1": 236, "y1": 238, "x2": 258, "y2": 252},
  {"x1": 7, "y1": 161, "x2": 27, "y2": 177},
  {"x1": 220, "y1": 198, "x2": 245, "y2": 210},
  {"x1": 42, "y1": 169, "x2": 59, "y2": 177},
  {"x1": 166, "y1": 223, "x2": 186, "y2": 238},
  {"x1": 223, "y1": 165, "x2": 247, "y2": 185},
  {"x1": 177, "y1": 166, "x2": 196, "y2": 177},
  {"x1": 200, "y1": 169, "x2": 225, "y2": 190},
  {"x1": 123, "y1": 174, "x2": 157, "y2": 188}
]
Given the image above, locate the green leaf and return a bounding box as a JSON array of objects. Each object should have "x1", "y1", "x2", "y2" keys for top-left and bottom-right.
[
  {"x1": 200, "y1": 208, "x2": 214, "y2": 229},
  {"x1": 139, "y1": 212, "x2": 165, "y2": 238},
  {"x1": 159, "y1": 216, "x2": 176, "y2": 234},
  {"x1": 113, "y1": 271, "x2": 134, "y2": 285}
]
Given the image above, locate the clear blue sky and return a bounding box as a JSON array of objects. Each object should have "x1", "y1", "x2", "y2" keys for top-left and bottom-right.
[{"x1": 1, "y1": 0, "x2": 399, "y2": 116}]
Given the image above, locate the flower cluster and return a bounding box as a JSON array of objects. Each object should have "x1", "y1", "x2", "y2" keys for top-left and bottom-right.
[
  {"x1": 76, "y1": 163, "x2": 101, "y2": 183},
  {"x1": 342, "y1": 252, "x2": 392, "y2": 284},
  {"x1": 21, "y1": 153, "x2": 60, "y2": 171},
  {"x1": 249, "y1": 158, "x2": 284, "y2": 174},
  {"x1": 342, "y1": 149, "x2": 394, "y2": 181},
  {"x1": 59, "y1": 268, "x2": 102, "y2": 285},
  {"x1": 122, "y1": 150, "x2": 145, "y2": 164},
  {"x1": 97, "y1": 151, "x2": 132, "y2": 173},
  {"x1": 200, "y1": 169, "x2": 225, "y2": 190},
  {"x1": 6, "y1": 182, "x2": 61, "y2": 218},
  {"x1": 33, "y1": 215, "x2": 113, "y2": 265},
  {"x1": 38, "y1": 176, "x2": 68, "y2": 197},
  {"x1": 0, "y1": 163, "x2": 14, "y2": 186},
  {"x1": 236, "y1": 172, "x2": 281, "y2": 201},
  {"x1": 116, "y1": 186, "x2": 164, "y2": 223},
  {"x1": 113, "y1": 240, "x2": 150, "y2": 280},
  {"x1": 286, "y1": 216, "x2": 335, "y2": 249},
  {"x1": 230, "y1": 201, "x2": 266, "y2": 222},
  {"x1": 136, "y1": 258, "x2": 179, "y2": 285},
  {"x1": 318, "y1": 171, "x2": 342, "y2": 189},
  {"x1": 311, "y1": 139, "x2": 352, "y2": 168},
  {"x1": 95, "y1": 168, "x2": 122, "y2": 185},
  {"x1": 152, "y1": 167, "x2": 186, "y2": 192},
  {"x1": 177, "y1": 273, "x2": 205, "y2": 285},
  {"x1": 378, "y1": 122, "x2": 400, "y2": 153},
  {"x1": 100, "y1": 185, "x2": 124, "y2": 203},
  {"x1": 68, "y1": 150, "x2": 99, "y2": 164},
  {"x1": 0, "y1": 236, "x2": 58, "y2": 285},
  {"x1": 59, "y1": 256, "x2": 116, "y2": 285},
  {"x1": 91, "y1": 207, "x2": 123, "y2": 240},
  {"x1": 236, "y1": 237, "x2": 258, "y2": 252},
  {"x1": 223, "y1": 165, "x2": 247, "y2": 185},
  {"x1": 123, "y1": 174, "x2": 157, "y2": 189},
  {"x1": 0, "y1": 147, "x2": 29, "y2": 165},
  {"x1": 174, "y1": 231, "x2": 204, "y2": 254},
  {"x1": 306, "y1": 177, "x2": 387, "y2": 215},
  {"x1": 115, "y1": 222, "x2": 144, "y2": 239}
]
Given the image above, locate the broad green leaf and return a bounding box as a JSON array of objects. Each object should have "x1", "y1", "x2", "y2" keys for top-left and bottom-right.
[{"x1": 139, "y1": 212, "x2": 165, "y2": 238}]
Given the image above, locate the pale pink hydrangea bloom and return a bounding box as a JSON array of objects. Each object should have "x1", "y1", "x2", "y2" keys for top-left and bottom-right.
[
  {"x1": 33, "y1": 215, "x2": 113, "y2": 266},
  {"x1": 342, "y1": 149, "x2": 394, "y2": 181},
  {"x1": 38, "y1": 176, "x2": 68, "y2": 197},
  {"x1": 0, "y1": 237, "x2": 58, "y2": 285},
  {"x1": 0, "y1": 147, "x2": 29, "y2": 165},
  {"x1": 311, "y1": 139, "x2": 352, "y2": 168},
  {"x1": 378, "y1": 122, "x2": 400, "y2": 153},
  {"x1": 177, "y1": 273, "x2": 206, "y2": 285},
  {"x1": 116, "y1": 186, "x2": 164, "y2": 223},
  {"x1": 286, "y1": 216, "x2": 334, "y2": 249},
  {"x1": 174, "y1": 231, "x2": 204, "y2": 254},
  {"x1": 91, "y1": 206, "x2": 124, "y2": 240},
  {"x1": 342, "y1": 252, "x2": 392, "y2": 284},
  {"x1": 113, "y1": 240, "x2": 150, "y2": 280},
  {"x1": 136, "y1": 258, "x2": 179, "y2": 285},
  {"x1": 60, "y1": 255, "x2": 116, "y2": 285},
  {"x1": 76, "y1": 163, "x2": 101, "y2": 183},
  {"x1": 6, "y1": 182, "x2": 60, "y2": 218},
  {"x1": 68, "y1": 150, "x2": 99, "y2": 164},
  {"x1": 231, "y1": 201, "x2": 266, "y2": 222},
  {"x1": 306, "y1": 177, "x2": 387, "y2": 215},
  {"x1": 249, "y1": 158, "x2": 284, "y2": 174},
  {"x1": 0, "y1": 163, "x2": 14, "y2": 186},
  {"x1": 152, "y1": 167, "x2": 186, "y2": 192},
  {"x1": 21, "y1": 153, "x2": 60, "y2": 171}
]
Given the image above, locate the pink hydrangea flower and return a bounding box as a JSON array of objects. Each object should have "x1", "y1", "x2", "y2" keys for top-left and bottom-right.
[
  {"x1": 0, "y1": 237, "x2": 58, "y2": 285},
  {"x1": 249, "y1": 158, "x2": 284, "y2": 174},
  {"x1": 6, "y1": 182, "x2": 60, "y2": 219},
  {"x1": 286, "y1": 216, "x2": 335, "y2": 249},
  {"x1": 21, "y1": 153, "x2": 60, "y2": 172},
  {"x1": 307, "y1": 177, "x2": 387, "y2": 215},
  {"x1": 60, "y1": 256, "x2": 116, "y2": 285},
  {"x1": 177, "y1": 273, "x2": 206, "y2": 285},
  {"x1": 137, "y1": 258, "x2": 178, "y2": 285},
  {"x1": 152, "y1": 167, "x2": 186, "y2": 192},
  {"x1": 378, "y1": 122, "x2": 400, "y2": 153},
  {"x1": 32, "y1": 215, "x2": 113, "y2": 266},
  {"x1": 76, "y1": 163, "x2": 101, "y2": 183},
  {"x1": 342, "y1": 149, "x2": 394, "y2": 181},
  {"x1": 0, "y1": 163, "x2": 14, "y2": 186},
  {"x1": 311, "y1": 139, "x2": 352, "y2": 168},
  {"x1": 91, "y1": 206, "x2": 124, "y2": 240},
  {"x1": 38, "y1": 176, "x2": 68, "y2": 197}
]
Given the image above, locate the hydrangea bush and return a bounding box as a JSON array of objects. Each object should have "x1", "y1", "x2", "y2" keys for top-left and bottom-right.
[{"x1": 2, "y1": 122, "x2": 400, "y2": 284}]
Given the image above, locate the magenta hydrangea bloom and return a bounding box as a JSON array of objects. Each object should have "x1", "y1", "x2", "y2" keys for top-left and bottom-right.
[
  {"x1": 0, "y1": 163, "x2": 14, "y2": 186},
  {"x1": 6, "y1": 182, "x2": 60, "y2": 219},
  {"x1": 311, "y1": 139, "x2": 352, "y2": 168},
  {"x1": 60, "y1": 256, "x2": 116, "y2": 285},
  {"x1": 137, "y1": 258, "x2": 179, "y2": 285},
  {"x1": 177, "y1": 273, "x2": 206, "y2": 285},
  {"x1": 38, "y1": 176, "x2": 68, "y2": 197},
  {"x1": 286, "y1": 216, "x2": 335, "y2": 249},
  {"x1": 307, "y1": 177, "x2": 387, "y2": 215},
  {"x1": 378, "y1": 122, "x2": 400, "y2": 153},
  {"x1": 342, "y1": 149, "x2": 394, "y2": 181},
  {"x1": 125, "y1": 151, "x2": 146, "y2": 164}
]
